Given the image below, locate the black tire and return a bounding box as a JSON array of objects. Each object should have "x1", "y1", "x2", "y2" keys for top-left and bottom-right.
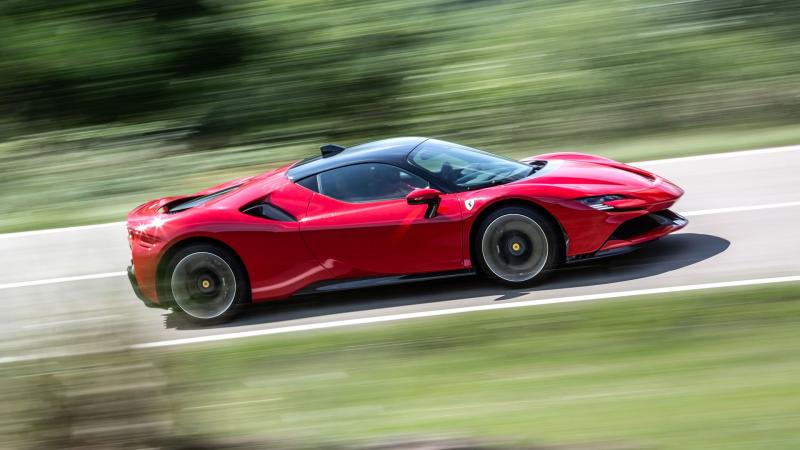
[
  {"x1": 164, "y1": 243, "x2": 249, "y2": 325},
  {"x1": 473, "y1": 205, "x2": 562, "y2": 287}
]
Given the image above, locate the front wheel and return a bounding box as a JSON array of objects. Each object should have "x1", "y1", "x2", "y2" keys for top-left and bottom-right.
[
  {"x1": 165, "y1": 244, "x2": 249, "y2": 324},
  {"x1": 474, "y1": 206, "x2": 561, "y2": 287}
]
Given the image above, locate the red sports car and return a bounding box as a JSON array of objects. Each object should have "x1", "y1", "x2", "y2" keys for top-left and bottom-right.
[{"x1": 127, "y1": 138, "x2": 686, "y2": 323}]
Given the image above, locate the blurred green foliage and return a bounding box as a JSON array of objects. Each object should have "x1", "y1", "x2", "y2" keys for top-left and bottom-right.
[
  {"x1": 2, "y1": 0, "x2": 800, "y2": 231},
  {"x1": 158, "y1": 285, "x2": 800, "y2": 449}
]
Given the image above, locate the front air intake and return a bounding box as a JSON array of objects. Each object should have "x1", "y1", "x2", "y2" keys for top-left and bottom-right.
[{"x1": 610, "y1": 210, "x2": 684, "y2": 240}]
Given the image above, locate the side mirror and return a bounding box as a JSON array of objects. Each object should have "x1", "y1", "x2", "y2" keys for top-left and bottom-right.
[{"x1": 406, "y1": 188, "x2": 442, "y2": 219}]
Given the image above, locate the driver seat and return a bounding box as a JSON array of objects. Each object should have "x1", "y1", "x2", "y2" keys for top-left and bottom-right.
[{"x1": 440, "y1": 161, "x2": 455, "y2": 183}]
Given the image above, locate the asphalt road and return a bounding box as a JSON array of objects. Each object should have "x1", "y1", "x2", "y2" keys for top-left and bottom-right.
[{"x1": 2, "y1": 146, "x2": 799, "y2": 357}]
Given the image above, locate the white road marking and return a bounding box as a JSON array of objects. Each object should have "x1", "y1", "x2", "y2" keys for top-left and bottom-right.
[
  {"x1": 3, "y1": 200, "x2": 799, "y2": 291},
  {"x1": 681, "y1": 201, "x2": 800, "y2": 217},
  {"x1": 0, "y1": 271, "x2": 127, "y2": 290},
  {"x1": 131, "y1": 275, "x2": 800, "y2": 349},
  {"x1": 0, "y1": 221, "x2": 125, "y2": 239},
  {"x1": 632, "y1": 144, "x2": 800, "y2": 166}
]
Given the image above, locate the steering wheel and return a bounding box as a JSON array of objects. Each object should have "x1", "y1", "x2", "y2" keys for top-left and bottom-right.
[
  {"x1": 454, "y1": 167, "x2": 484, "y2": 185},
  {"x1": 439, "y1": 162, "x2": 456, "y2": 183}
]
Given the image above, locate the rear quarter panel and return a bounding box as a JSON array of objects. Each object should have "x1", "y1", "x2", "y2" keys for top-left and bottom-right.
[{"x1": 131, "y1": 174, "x2": 330, "y2": 303}]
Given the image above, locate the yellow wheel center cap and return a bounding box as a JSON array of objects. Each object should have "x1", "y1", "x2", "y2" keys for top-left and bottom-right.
[
  {"x1": 201, "y1": 280, "x2": 211, "y2": 289},
  {"x1": 511, "y1": 242, "x2": 521, "y2": 252}
]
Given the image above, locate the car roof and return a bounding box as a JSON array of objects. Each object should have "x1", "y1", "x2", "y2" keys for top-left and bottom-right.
[{"x1": 286, "y1": 137, "x2": 428, "y2": 181}]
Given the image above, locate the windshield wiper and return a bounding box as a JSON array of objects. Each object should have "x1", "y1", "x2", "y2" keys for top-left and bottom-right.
[
  {"x1": 464, "y1": 178, "x2": 510, "y2": 190},
  {"x1": 527, "y1": 160, "x2": 547, "y2": 175},
  {"x1": 465, "y1": 166, "x2": 543, "y2": 190}
]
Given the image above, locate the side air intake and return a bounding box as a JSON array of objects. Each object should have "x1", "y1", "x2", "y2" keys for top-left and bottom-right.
[{"x1": 241, "y1": 200, "x2": 297, "y2": 222}]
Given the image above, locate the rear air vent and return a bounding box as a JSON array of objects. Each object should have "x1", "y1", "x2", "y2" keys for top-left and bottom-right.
[
  {"x1": 161, "y1": 196, "x2": 201, "y2": 213},
  {"x1": 166, "y1": 185, "x2": 241, "y2": 213}
]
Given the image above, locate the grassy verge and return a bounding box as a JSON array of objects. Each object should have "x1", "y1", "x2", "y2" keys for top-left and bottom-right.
[{"x1": 161, "y1": 284, "x2": 800, "y2": 450}]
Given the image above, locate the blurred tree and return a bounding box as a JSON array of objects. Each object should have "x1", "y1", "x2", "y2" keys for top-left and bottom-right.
[
  {"x1": 1, "y1": 0, "x2": 799, "y2": 149},
  {"x1": 0, "y1": 0, "x2": 249, "y2": 127},
  {"x1": 693, "y1": 0, "x2": 800, "y2": 35}
]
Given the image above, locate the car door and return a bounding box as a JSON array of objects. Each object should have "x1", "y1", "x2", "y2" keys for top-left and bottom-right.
[{"x1": 299, "y1": 163, "x2": 464, "y2": 278}]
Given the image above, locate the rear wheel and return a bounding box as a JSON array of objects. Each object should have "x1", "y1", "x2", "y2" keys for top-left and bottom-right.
[
  {"x1": 165, "y1": 244, "x2": 249, "y2": 324},
  {"x1": 474, "y1": 206, "x2": 561, "y2": 287}
]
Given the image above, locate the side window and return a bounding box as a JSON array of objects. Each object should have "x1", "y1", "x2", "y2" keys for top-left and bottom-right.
[{"x1": 315, "y1": 163, "x2": 428, "y2": 203}]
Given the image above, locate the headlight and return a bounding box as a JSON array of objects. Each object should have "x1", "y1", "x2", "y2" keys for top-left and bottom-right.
[{"x1": 577, "y1": 194, "x2": 625, "y2": 210}]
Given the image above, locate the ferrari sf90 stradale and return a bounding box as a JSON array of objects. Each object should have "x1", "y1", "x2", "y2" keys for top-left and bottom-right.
[{"x1": 127, "y1": 138, "x2": 686, "y2": 323}]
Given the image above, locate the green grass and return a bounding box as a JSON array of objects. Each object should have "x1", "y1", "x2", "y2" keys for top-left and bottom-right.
[
  {"x1": 159, "y1": 284, "x2": 800, "y2": 449},
  {"x1": 2, "y1": 122, "x2": 800, "y2": 233}
]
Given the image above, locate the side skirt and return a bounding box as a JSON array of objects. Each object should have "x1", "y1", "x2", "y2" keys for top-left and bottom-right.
[{"x1": 294, "y1": 269, "x2": 476, "y2": 296}]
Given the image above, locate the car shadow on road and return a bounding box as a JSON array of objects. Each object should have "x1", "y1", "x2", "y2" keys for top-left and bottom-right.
[{"x1": 164, "y1": 232, "x2": 729, "y2": 330}]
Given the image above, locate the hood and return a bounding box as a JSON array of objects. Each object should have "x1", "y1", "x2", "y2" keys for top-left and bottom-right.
[
  {"x1": 530, "y1": 159, "x2": 654, "y2": 190},
  {"x1": 517, "y1": 152, "x2": 683, "y2": 199}
]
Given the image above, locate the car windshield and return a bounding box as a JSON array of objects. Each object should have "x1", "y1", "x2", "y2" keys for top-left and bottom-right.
[{"x1": 409, "y1": 139, "x2": 533, "y2": 190}]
